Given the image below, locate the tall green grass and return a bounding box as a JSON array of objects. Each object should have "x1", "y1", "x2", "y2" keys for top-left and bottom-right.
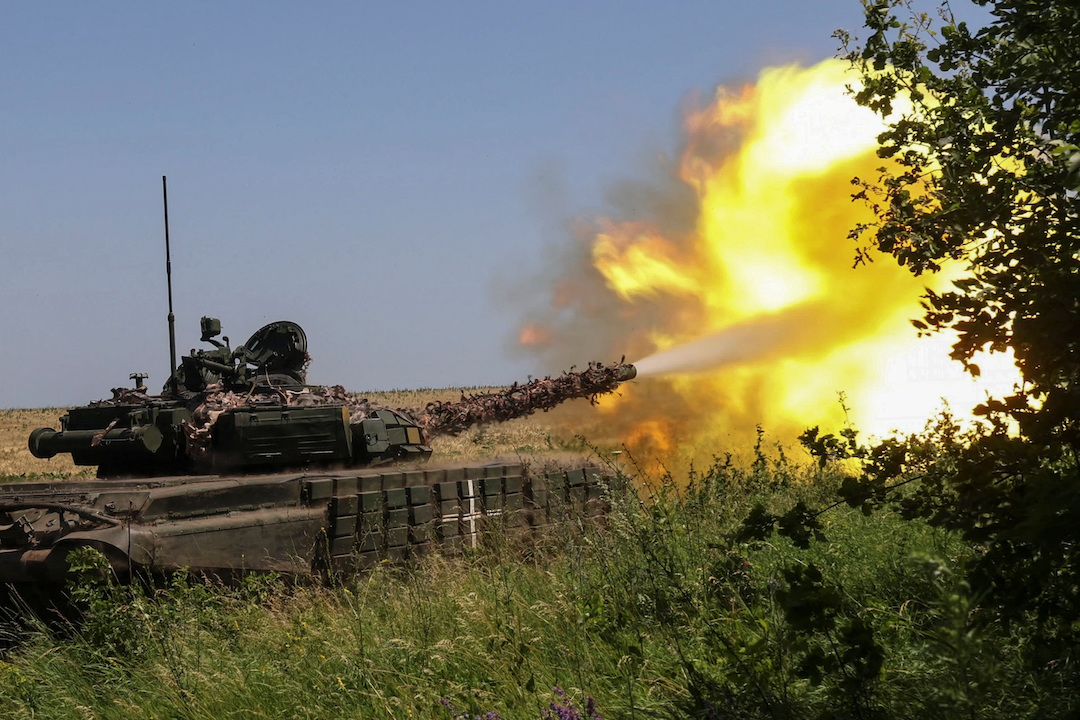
[{"x1": 0, "y1": 446, "x2": 1073, "y2": 719}]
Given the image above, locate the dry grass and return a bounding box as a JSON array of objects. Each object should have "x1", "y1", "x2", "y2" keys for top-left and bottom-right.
[
  {"x1": 0, "y1": 408, "x2": 86, "y2": 479},
  {"x1": 0, "y1": 388, "x2": 624, "y2": 481}
]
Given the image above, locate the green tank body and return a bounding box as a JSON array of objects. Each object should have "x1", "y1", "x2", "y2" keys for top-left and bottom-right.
[
  {"x1": 0, "y1": 462, "x2": 610, "y2": 586},
  {"x1": 2, "y1": 317, "x2": 636, "y2": 601}
]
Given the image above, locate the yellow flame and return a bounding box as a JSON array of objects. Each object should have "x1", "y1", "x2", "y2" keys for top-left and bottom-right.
[
  {"x1": 592, "y1": 225, "x2": 698, "y2": 302},
  {"x1": 580, "y1": 59, "x2": 1017, "y2": 458}
]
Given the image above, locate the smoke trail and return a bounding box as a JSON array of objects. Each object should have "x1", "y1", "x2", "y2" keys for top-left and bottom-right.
[{"x1": 632, "y1": 302, "x2": 830, "y2": 377}]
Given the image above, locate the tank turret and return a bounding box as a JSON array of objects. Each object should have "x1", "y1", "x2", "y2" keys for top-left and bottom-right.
[{"x1": 28, "y1": 317, "x2": 636, "y2": 479}]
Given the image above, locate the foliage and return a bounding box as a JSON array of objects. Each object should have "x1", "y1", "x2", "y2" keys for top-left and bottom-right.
[
  {"x1": 827, "y1": 0, "x2": 1080, "y2": 663},
  {"x1": 840, "y1": 0, "x2": 1080, "y2": 418},
  {"x1": 793, "y1": 414, "x2": 1080, "y2": 681}
]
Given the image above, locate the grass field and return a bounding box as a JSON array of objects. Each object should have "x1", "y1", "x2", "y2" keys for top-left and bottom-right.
[
  {"x1": 1, "y1": 451, "x2": 1072, "y2": 719},
  {"x1": 0, "y1": 408, "x2": 86, "y2": 480}
]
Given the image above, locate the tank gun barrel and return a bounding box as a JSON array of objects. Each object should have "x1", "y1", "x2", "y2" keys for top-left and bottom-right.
[{"x1": 419, "y1": 361, "x2": 636, "y2": 439}]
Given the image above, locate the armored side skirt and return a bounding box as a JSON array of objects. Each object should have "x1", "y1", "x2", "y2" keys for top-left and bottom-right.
[{"x1": 0, "y1": 464, "x2": 612, "y2": 589}]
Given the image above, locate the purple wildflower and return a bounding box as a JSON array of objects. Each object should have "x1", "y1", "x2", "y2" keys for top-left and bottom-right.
[
  {"x1": 542, "y1": 688, "x2": 603, "y2": 720},
  {"x1": 438, "y1": 697, "x2": 502, "y2": 720}
]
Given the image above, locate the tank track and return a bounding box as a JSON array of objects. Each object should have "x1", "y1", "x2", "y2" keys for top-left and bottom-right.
[{"x1": 0, "y1": 462, "x2": 613, "y2": 600}]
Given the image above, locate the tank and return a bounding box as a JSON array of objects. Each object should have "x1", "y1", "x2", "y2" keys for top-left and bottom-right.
[{"x1": 1, "y1": 317, "x2": 636, "y2": 601}]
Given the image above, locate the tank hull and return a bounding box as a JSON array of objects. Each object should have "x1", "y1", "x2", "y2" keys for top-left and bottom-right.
[{"x1": 0, "y1": 462, "x2": 610, "y2": 592}]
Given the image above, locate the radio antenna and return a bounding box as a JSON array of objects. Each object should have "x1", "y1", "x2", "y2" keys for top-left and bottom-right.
[{"x1": 163, "y1": 176, "x2": 178, "y2": 396}]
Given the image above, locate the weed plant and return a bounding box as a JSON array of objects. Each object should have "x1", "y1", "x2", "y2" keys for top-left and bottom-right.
[{"x1": 0, "y1": 440, "x2": 1074, "y2": 719}]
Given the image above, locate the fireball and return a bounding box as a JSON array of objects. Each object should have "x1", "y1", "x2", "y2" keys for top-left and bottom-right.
[{"x1": 520, "y1": 59, "x2": 1017, "y2": 466}]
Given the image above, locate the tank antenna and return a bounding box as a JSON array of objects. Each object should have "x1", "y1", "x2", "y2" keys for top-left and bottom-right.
[{"x1": 163, "y1": 175, "x2": 178, "y2": 396}]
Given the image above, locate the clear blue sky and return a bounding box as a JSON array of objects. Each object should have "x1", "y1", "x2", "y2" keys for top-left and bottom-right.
[{"x1": 2, "y1": 1, "x2": 870, "y2": 408}]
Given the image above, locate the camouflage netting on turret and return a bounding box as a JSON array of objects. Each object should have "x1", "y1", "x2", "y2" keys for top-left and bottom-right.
[{"x1": 101, "y1": 361, "x2": 633, "y2": 460}]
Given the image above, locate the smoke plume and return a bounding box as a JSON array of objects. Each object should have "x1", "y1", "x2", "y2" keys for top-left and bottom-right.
[{"x1": 508, "y1": 60, "x2": 1016, "y2": 470}]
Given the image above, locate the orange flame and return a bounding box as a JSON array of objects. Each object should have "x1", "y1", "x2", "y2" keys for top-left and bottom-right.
[
  {"x1": 519, "y1": 59, "x2": 1018, "y2": 467},
  {"x1": 625, "y1": 419, "x2": 674, "y2": 457},
  {"x1": 518, "y1": 322, "x2": 551, "y2": 347}
]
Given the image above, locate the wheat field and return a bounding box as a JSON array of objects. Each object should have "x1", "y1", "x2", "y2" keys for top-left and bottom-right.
[{"x1": 0, "y1": 388, "x2": 623, "y2": 481}]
